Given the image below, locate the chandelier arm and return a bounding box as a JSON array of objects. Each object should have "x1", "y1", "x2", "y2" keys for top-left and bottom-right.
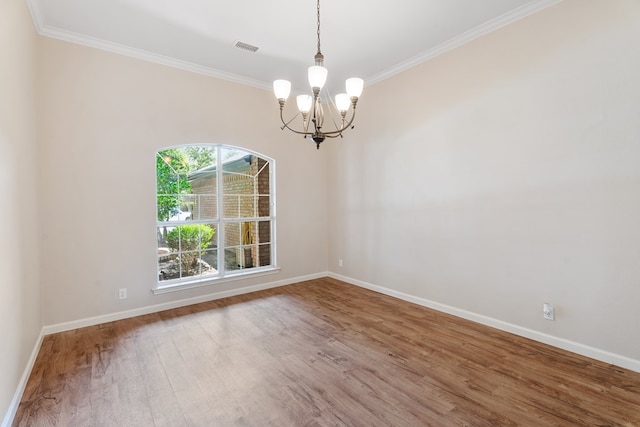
[
  {"x1": 280, "y1": 109, "x2": 301, "y2": 130},
  {"x1": 311, "y1": 93, "x2": 322, "y2": 131},
  {"x1": 279, "y1": 108, "x2": 315, "y2": 136},
  {"x1": 327, "y1": 111, "x2": 346, "y2": 136},
  {"x1": 303, "y1": 113, "x2": 313, "y2": 134},
  {"x1": 325, "y1": 95, "x2": 342, "y2": 133},
  {"x1": 320, "y1": 106, "x2": 358, "y2": 137}
]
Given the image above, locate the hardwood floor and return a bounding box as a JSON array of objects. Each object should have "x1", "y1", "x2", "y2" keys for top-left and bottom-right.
[{"x1": 14, "y1": 278, "x2": 640, "y2": 426}]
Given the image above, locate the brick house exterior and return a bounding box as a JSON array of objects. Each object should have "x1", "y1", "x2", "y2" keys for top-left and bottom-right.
[{"x1": 188, "y1": 154, "x2": 271, "y2": 269}]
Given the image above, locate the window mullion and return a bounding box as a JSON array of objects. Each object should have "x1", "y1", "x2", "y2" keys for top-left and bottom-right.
[{"x1": 216, "y1": 146, "x2": 225, "y2": 276}]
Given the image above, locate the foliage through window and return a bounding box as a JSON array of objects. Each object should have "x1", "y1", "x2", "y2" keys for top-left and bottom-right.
[{"x1": 156, "y1": 145, "x2": 274, "y2": 287}]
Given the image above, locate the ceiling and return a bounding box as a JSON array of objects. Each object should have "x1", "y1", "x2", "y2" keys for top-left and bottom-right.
[{"x1": 27, "y1": 0, "x2": 560, "y2": 95}]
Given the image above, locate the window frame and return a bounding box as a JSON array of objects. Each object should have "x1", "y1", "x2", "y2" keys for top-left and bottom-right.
[{"x1": 153, "y1": 144, "x2": 278, "y2": 294}]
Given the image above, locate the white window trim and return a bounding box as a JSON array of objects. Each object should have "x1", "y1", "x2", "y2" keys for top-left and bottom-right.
[{"x1": 152, "y1": 266, "x2": 282, "y2": 295}]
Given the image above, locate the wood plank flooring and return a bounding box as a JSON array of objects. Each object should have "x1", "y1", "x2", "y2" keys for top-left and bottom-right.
[{"x1": 14, "y1": 278, "x2": 640, "y2": 426}]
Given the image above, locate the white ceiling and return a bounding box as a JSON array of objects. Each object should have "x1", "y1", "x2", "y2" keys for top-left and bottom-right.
[{"x1": 27, "y1": 0, "x2": 561, "y2": 95}]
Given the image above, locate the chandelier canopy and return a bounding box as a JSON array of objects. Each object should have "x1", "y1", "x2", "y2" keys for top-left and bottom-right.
[{"x1": 273, "y1": 0, "x2": 364, "y2": 149}]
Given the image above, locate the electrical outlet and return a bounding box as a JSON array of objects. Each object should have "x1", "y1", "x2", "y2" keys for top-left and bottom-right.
[
  {"x1": 543, "y1": 303, "x2": 554, "y2": 320},
  {"x1": 338, "y1": 259, "x2": 343, "y2": 267},
  {"x1": 119, "y1": 288, "x2": 127, "y2": 300}
]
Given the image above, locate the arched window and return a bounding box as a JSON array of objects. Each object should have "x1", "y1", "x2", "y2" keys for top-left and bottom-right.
[{"x1": 155, "y1": 145, "x2": 275, "y2": 290}]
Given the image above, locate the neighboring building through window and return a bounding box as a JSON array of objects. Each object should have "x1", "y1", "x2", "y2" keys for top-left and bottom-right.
[{"x1": 156, "y1": 145, "x2": 274, "y2": 289}]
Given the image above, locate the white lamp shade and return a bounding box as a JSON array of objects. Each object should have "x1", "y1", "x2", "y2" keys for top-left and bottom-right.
[
  {"x1": 308, "y1": 65, "x2": 328, "y2": 89},
  {"x1": 335, "y1": 93, "x2": 350, "y2": 112},
  {"x1": 273, "y1": 79, "x2": 291, "y2": 100},
  {"x1": 346, "y1": 77, "x2": 364, "y2": 98},
  {"x1": 296, "y1": 95, "x2": 313, "y2": 113}
]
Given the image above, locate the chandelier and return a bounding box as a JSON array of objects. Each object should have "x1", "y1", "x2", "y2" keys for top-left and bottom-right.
[{"x1": 273, "y1": 0, "x2": 364, "y2": 149}]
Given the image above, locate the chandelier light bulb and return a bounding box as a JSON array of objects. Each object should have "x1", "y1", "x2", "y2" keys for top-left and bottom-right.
[
  {"x1": 335, "y1": 93, "x2": 350, "y2": 113},
  {"x1": 273, "y1": 79, "x2": 291, "y2": 101},
  {"x1": 308, "y1": 65, "x2": 328, "y2": 90},
  {"x1": 345, "y1": 77, "x2": 364, "y2": 98},
  {"x1": 297, "y1": 95, "x2": 313, "y2": 113}
]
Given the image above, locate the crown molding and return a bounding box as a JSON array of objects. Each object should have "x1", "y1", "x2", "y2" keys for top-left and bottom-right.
[
  {"x1": 28, "y1": 14, "x2": 271, "y2": 91},
  {"x1": 25, "y1": 0, "x2": 44, "y2": 33},
  {"x1": 366, "y1": 0, "x2": 564, "y2": 86}
]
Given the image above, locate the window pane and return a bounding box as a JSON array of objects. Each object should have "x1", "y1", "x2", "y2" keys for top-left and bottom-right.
[
  {"x1": 240, "y1": 194, "x2": 256, "y2": 218},
  {"x1": 257, "y1": 221, "x2": 271, "y2": 244},
  {"x1": 225, "y1": 246, "x2": 256, "y2": 271},
  {"x1": 256, "y1": 243, "x2": 272, "y2": 267},
  {"x1": 171, "y1": 195, "x2": 194, "y2": 222},
  {"x1": 158, "y1": 228, "x2": 178, "y2": 282},
  {"x1": 220, "y1": 147, "x2": 246, "y2": 165},
  {"x1": 224, "y1": 221, "x2": 250, "y2": 271},
  {"x1": 257, "y1": 220, "x2": 272, "y2": 267},
  {"x1": 157, "y1": 195, "x2": 178, "y2": 221},
  {"x1": 256, "y1": 158, "x2": 271, "y2": 203},
  {"x1": 223, "y1": 222, "x2": 241, "y2": 249},
  {"x1": 157, "y1": 226, "x2": 168, "y2": 249},
  {"x1": 156, "y1": 149, "x2": 192, "y2": 221},
  {"x1": 222, "y1": 194, "x2": 237, "y2": 218},
  {"x1": 179, "y1": 251, "x2": 201, "y2": 279},
  {"x1": 158, "y1": 255, "x2": 177, "y2": 282},
  {"x1": 257, "y1": 195, "x2": 270, "y2": 217},
  {"x1": 202, "y1": 249, "x2": 218, "y2": 272},
  {"x1": 169, "y1": 225, "x2": 215, "y2": 251},
  {"x1": 189, "y1": 165, "x2": 217, "y2": 220},
  {"x1": 192, "y1": 194, "x2": 217, "y2": 220}
]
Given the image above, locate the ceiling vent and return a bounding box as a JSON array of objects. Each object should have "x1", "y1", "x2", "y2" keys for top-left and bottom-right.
[{"x1": 233, "y1": 41, "x2": 259, "y2": 53}]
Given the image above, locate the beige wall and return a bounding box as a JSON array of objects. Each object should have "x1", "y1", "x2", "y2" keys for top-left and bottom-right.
[
  {"x1": 37, "y1": 38, "x2": 328, "y2": 325},
  {"x1": 0, "y1": 0, "x2": 41, "y2": 421},
  {"x1": 327, "y1": 0, "x2": 640, "y2": 363}
]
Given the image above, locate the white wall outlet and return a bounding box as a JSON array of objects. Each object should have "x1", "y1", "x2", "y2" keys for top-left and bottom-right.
[
  {"x1": 338, "y1": 259, "x2": 343, "y2": 267},
  {"x1": 119, "y1": 288, "x2": 127, "y2": 300},
  {"x1": 543, "y1": 303, "x2": 554, "y2": 320}
]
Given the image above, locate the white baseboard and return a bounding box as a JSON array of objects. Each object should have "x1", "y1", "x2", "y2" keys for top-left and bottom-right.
[
  {"x1": 1, "y1": 331, "x2": 45, "y2": 427},
  {"x1": 329, "y1": 272, "x2": 640, "y2": 374},
  {"x1": 43, "y1": 272, "x2": 328, "y2": 335}
]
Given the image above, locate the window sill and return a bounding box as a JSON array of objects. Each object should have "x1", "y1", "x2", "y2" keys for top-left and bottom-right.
[{"x1": 151, "y1": 266, "x2": 281, "y2": 295}]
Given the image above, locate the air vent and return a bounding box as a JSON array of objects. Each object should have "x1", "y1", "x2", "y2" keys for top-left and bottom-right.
[{"x1": 233, "y1": 41, "x2": 259, "y2": 53}]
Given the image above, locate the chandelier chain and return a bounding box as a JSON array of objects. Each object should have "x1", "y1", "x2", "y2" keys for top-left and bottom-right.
[{"x1": 316, "y1": 0, "x2": 321, "y2": 54}]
